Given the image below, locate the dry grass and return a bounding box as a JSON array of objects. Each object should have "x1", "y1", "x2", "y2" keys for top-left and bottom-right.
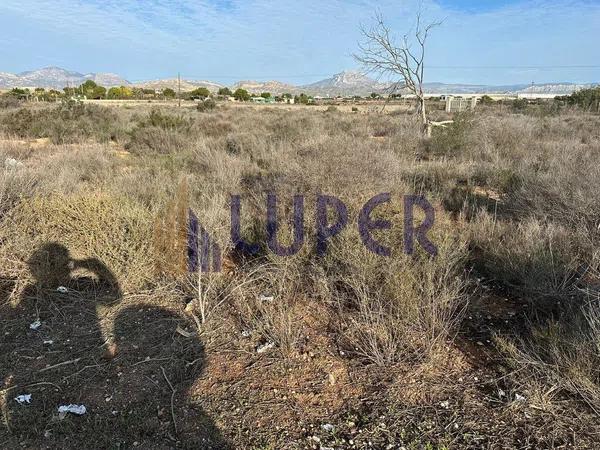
[{"x1": 1, "y1": 100, "x2": 600, "y2": 448}]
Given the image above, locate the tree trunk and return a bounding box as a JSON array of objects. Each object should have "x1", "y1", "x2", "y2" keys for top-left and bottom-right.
[{"x1": 419, "y1": 97, "x2": 431, "y2": 137}]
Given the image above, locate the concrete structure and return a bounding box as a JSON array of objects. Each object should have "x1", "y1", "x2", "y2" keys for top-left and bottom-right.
[{"x1": 445, "y1": 96, "x2": 478, "y2": 113}]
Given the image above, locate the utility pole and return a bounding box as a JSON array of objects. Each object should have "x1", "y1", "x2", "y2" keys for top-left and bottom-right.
[{"x1": 178, "y1": 72, "x2": 181, "y2": 108}]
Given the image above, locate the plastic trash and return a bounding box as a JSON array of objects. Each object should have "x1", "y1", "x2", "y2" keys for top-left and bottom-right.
[
  {"x1": 29, "y1": 319, "x2": 41, "y2": 330},
  {"x1": 256, "y1": 342, "x2": 275, "y2": 353},
  {"x1": 321, "y1": 423, "x2": 334, "y2": 432},
  {"x1": 14, "y1": 394, "x2": 32, "y2": 405},
  {"x1": 56, "y1": 286, "x2": 68, "y2": 294},
  {"x1": 58, "y1": 404, "x2": 87, "y2": 419},
  {"x1": 259, "y1": 294, "x2": 275, "y2": 302},
  {"x1": 4, "y1": 158, "x2": 24, "y2": 169}
]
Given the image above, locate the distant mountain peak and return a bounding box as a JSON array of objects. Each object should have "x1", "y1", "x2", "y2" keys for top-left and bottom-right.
[
  {"x1": 301, "y1": 70, "x2": 389, "y2": 96},
  {"x1": 2, "y1": 66, "x2": 129, "y2": 89}
]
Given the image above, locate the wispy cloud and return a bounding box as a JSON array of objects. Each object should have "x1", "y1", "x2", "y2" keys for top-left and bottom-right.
[{"x1": 0, "y1": 0, "x2": 598, "y2": 84}]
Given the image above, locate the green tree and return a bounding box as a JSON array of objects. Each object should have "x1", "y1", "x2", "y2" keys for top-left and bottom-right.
[
  {"x1": 106, "y1": 86, "x2": 132, "y2": 99},
  {"x1": 479, "y1": 95, "x2": 495, "y2": 105},
  {"x1": 190, "y1": 87, "x2": 210, "y2": 98},
  {"x1": 80, "y1": 80, "x2": 97, "y2": 94},
  {"x1": 295, "y1": 93, "x2": 310, "y2": 104},
  {"x1": 218, "y1": 87, "x2": 232, "y2": 96},
  {"x1": 233, "y1": 88, "x2": 250, "y2": 101},
  {"x1": 78, "y1": 80, "x2": 106, "y2": 99},
  {"x1": 163, "y1": 88, "x2": 176, "y2": 99},
  {"x1": 563, "y1": 87, "x2": 600, "y2": 111},
  {"x1": 260, "y1": 92, "x2": 271, "y2": 99},
  {"x1": 107, "y1": 87, "x2": 122, "y2": 99}
]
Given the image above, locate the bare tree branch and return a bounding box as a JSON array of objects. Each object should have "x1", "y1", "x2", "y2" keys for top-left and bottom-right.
[{"x1": 354, "y1": 6, "x2": 441, "y2": 136}]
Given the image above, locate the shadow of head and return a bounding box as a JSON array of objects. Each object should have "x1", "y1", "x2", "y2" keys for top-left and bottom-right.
[
  {"x1": 27, "y1": 242, "x2": 122, "y2": 302},
  {"x1": 27, "y1": 242, "x2": 71, "y2": 289}
]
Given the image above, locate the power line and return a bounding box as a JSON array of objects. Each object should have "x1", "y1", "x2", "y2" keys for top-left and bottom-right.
[{"x1": 428, "y1": 65, "x2": 600, "y2": 69}]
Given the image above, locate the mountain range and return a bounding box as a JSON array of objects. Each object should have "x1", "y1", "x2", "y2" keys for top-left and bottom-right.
[
  {"x1": 0, "y1": 66, "x2": 597, "y2": 96},
  {"x1": 0, "y1": 67, "x2": 128, "y2": 90}
]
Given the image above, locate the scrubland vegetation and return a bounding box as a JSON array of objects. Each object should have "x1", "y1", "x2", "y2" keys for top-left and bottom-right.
[{"x1": 1, "y1": 96, "x2": 600, "y2": 448}]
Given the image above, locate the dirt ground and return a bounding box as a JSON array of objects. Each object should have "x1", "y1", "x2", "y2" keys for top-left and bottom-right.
[{"x1": 2, "y1": 269, "x2": 599, "y2": 449}]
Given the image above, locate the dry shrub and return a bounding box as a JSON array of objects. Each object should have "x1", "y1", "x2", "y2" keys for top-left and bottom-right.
[
  {"x1": 470, "y1": 212, "x2": 580, "y2": 300},
  {"x1": 426, "y1": 111, "x2": 475, "y2": 156},
  {"x1": 0, "y1": 103, "x2": 124, "y2": 144},
  {"x1": 0, "y1": 160, "x2": 36, "y2": 219},
  {"x1": 196, "y1": 98, "x2": 216, "y2": 112},
  {"x1": 332, "y1": 224, "x2": 468, "y2": 366},
  {"x1": 125, "y1": 125, "x2": 191, "y2": 155},
  {"x1": 497, "y1": 298, "x2": 600, "y2": 411},
  {"x1": 0, "y1": 94, "x2": 21, "y2": 109},
  {"x1": 0, "y1": 192, "x2": 153, "y2": 290},
  {"x1": 152, "y1": 179, "x2": 190, "y2": 277},
  {"x1": 229, "y1": 263, "x2": 307, "y2": 357}
]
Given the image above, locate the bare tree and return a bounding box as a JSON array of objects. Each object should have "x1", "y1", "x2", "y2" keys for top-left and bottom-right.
[{"x1": 355, "y1": 10, "x2": 441, "y2": 137}]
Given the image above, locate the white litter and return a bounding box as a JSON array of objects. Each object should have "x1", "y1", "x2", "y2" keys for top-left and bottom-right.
[
  {"x1": 259, "y1": 294, "x2": 275, "y2": 302},
  {"x1": 256, "y1": 341, "x2": 275, "y2": 353},
  {"x1": 241, "y1": 329, "x2": 251, "y2": 338},
  {"x1": 56, "y1": 286, "x2": 68, "y2": 294},
  {"x1": 43, "y1": 340, "x2": 54, "y2": 345},
  {"x1": 498, "y1": 389, "x2": 506, "y2": 398},
  {"x1": 321, "y1": 423, "x2": 334, "y2": 432},
  {"x1": 514, "y1": 393, "x2": 526, "y2": 402},
  {"x1": 14, "y1": 394, "x2": 32, "y2": 405},
  {"x1": 440, "y1": 400, "x2": 450, "y2": 409},
  {"x1": 58, "y1": 404, "x2": 87, "y2": 419},
  {"x1": 29, "y1": 319, "x2": 41, "y2": 330},
  {"x1": 4, "y1": 158, "x2": 24, "y2": 169}
]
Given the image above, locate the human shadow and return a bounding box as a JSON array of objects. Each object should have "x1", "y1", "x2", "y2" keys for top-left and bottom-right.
[
  {"x1": 1, "y1": 243, "x2": 229, "y2": 448},
  {"x1": 109, "y1": 306, "x2": 230, "y2": 448}
]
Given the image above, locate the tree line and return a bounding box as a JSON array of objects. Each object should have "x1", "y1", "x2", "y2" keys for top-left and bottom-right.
[{"x1": 4, "y1": 81, "x2": 319, "y2": 104}]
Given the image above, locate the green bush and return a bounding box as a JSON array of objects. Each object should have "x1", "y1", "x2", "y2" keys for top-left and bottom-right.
[{"x1": 427, "y1": 112, "x2": 474, "y2": 156}]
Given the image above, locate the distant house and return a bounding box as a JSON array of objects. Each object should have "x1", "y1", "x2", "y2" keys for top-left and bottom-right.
[{"x1": 251, "y1": 96, "x2": 275, "y2": 104}]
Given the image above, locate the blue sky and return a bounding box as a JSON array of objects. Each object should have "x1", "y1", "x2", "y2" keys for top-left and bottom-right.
[{"x1": 1, "y1": 0, "x2": 599, "y2": 85}]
